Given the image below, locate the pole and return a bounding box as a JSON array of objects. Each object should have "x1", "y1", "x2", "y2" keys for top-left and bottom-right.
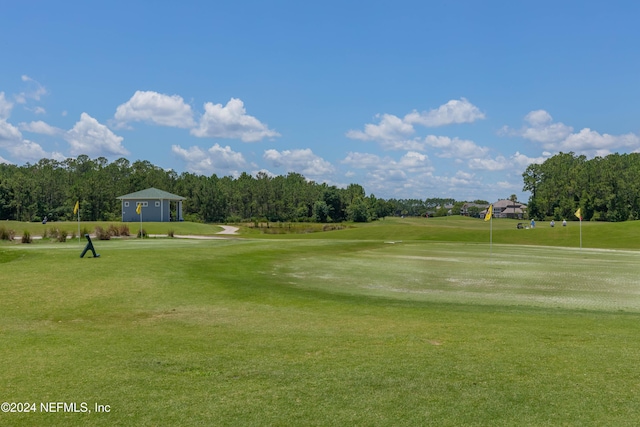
[
  {"x1": 580, "y1": 218, "x2": 582, "y2": 250},
  {"x1": 490, "y1": 214, "x2": 493, "y2": 258},
  {"x1": 77, "y1": 207, "x2": 80, "y2": 244}
]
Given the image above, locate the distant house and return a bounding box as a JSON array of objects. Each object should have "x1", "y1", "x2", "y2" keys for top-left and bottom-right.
[
  {"x1": 116, "y1": 187, "x2": 186, "y2": 222},
  {"x1": 488, "y1": 199, "x2": 527, "y2": 219},
  {"x1": 461, "y1": 202, "x2": 490, "y2": 217}
]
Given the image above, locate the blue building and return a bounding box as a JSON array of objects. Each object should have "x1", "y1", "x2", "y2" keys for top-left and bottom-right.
[{"x1": 116, "y1": 187, "x2": 185, "y2": 222}]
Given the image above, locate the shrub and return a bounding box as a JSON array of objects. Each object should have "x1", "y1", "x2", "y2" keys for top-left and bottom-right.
[
  {"x1": 42, "y1": 228, "x2": 48, "y2": 239},
  {"x1": 95, "y1": 226, "x2": 111, "y2": 240},
  {"x1": 49, "y1": 228, "x2": 59, "y2": 239},
  {"x1": 57, "y1": 230, "x2": 68, "y2": 242},
  {"x1": 137, "y1": 229, "x2": 147, "y2": 238},
  {"x1": 118, "y1": 224, "x2": 130, "y2": 236},
  {"x1": 108, "y1": 224, "x2": 120, "y2": 237},
  {"x1": 21, "y1": 230, "x2": 32, "y2": 243},
  {"x1": 0, "y1": 227, "x2": 16, "y2": 241},
  {"x1": 168, "y1": 229, "x2": 175, "y2": 238}
]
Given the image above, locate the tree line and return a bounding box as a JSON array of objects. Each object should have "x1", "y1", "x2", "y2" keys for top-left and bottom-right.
[
  {"x1": 523, "y1": 152, "x2": 640, "y2": 222},
  {"x1": 0, "y1": 155, "x2": 403, "y2": 223}
]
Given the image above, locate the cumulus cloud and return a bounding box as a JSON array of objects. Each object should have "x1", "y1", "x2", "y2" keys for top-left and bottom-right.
[
  {"x1": 345, "y1": 113, "x2": 415, "y2": 142},
  {"x1": 404, "y1": 98, "x2": 485, "y2": 127},
  {"x1": 342, "y1": 151, "x2": 434, "y2": 189},
  {"x1": 192, "y1": 98, "x2": 280, "y2": 142},
  {"x1": 346, "y1": 98, "x2": 485, "y2": 151},
  {"x1": 263, "y1": 148, "x2": 334, "y2": 177},
  {"x1": 0, "y1": 119, "x2": 22, "y2": 144},
  {"x1": 507, "y1": 109, "x2": 640, "y2": 155},
  {"x1": 0, "y1": 92, "x2": 13, "y2": 120},
  {"x1": 19, "y1": 120, "x2": 61, "y2": 135},
  {"x1": 171, "y1": 143, "x2": 248, "y2": 176},
  {"x1": 468, "y1": 156, "x2": 510, "y2": 171},
  {"x1": 66, "y1": 113, "x2": 129, "y2": 156},
  {"x1": 468, "y1": 151, "x2": 548, "y2": 172},
  {"x1": 423, "y1": 135, "x2": 489, "y2": 158},
  {"x1": 0, "y1": 155, "x2": 12, "y2": 164},
  {"x1": 114, "y1": 90, "x2": 196, "y2": 128},
  {"x1": 7, "y1": 139, "x2": 49, "y2": 162}
]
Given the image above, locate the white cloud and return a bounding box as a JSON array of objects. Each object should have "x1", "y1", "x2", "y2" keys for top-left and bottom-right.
[
  {"x1": 468, "y1": 151, "x2": 549, "y2": 172},
  {"x1": 7, "y1": 139, "x2": 48, "y2": 161},
  {"x1": 263, "y1": 148, "x2": 334, "y2": 177},
  {"x1": 342, "y1": 152, "x2": 383, "y2": 168},
  {"x1": 346, "y1": 113, "x2": 415, "y2": 142},
  {"x1": 507, "y1": 110, "x2": 640, "y2": 155},
  {"x1": 404, "y1": 98, "x2": 485, "y2": 127},
  {"x1": 342, "y1": 151, "x2": 434, "y2": 194},
  {"x1": 345, "y1": 99, "x2": 485, "y2": 152},
  {"x1": 114, "y1": 90, "x2": 196, "y2": 128},
  {"x1": 19, "y1": 120, "x2": 61, "y2": 135},
  {"x1": 192, "y1": 98, "x2": 280, "y2": 142},
  {"x1": 66, "y1": 113, "x2": 129, "y2": 156},
  {"x1": 0, "y1": 92, "x2": 14, "y2": 120},
  {"x1": 423, "y1": 135, "x2": 489, "y2": 158},
  {"x1": 468, "y1": 156, "x2": 509, "y2": 171},
  {"x1": 171, "y1": 143, "x2": 247, "y2": 175},
  {"x1": 0, "y1": 119, "x2": 22, "y2": 144},
  {"x1": 0, "y1": 155, "x2": 13, "y2": 164},
  {"x1": 15, "y1": 75, "x2": 47, "y2": 104}
]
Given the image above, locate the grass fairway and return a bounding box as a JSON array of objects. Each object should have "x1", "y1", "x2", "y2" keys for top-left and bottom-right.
[{"x1": 2, "y1": 219, "x2": 640, "y2": 425}]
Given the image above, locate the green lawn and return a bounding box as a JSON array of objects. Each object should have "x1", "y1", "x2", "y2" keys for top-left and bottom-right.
[{"x1": 2, "y1": 219, "x2": 640, "y2": 425}]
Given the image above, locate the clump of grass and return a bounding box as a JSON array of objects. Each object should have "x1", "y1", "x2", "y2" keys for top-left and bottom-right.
[
  {"x1": 42, "y1": 228, "x2": 48, "y2": 239},
  {"x1": 0, "y1": 226, "x2": 16, "y2": 241},
  {"x1": 57, "y1": 230, "x2": 68, "y2": 242},
  {"x1": 95, "y1": 226, "x2": 111, "y2": 240},
  {"x1": 21, "y1": 230, "x2": 32, "y2": 243},
  {"x1": 119, "y1": 224, "x2": 130, "y2": 236},
  {"x1": 168, "y1": 229, "x2": 174, "y2": 238},
  {"x1": 108, "y1": 224, "x2": 121, "y2": 237},
  {"x1": 137, "y1": 229, "x2": 147, "y2": 238},
  {"x1": 49, "y1": 228, "x2": 59, "y2": 239}
]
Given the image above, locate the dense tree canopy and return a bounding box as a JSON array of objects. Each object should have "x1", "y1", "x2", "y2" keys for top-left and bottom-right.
[
  {"x1": 0, "y1": 156, "x2": 398, "y2": 223},
  {"x1": 523, "y1": 152, "x2": 640, "y2": 222}
]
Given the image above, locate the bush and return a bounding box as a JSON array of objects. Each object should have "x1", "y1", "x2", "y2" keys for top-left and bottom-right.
[
  {"x1": 49, "y1": 228, "x2": 59, "y2": 239},
  {"x1": 108, "y1": 224, "x2": 120, "y2": 237},
  {"x1": 94, "y1": 226, "x2": 111, "y2": 240},
  {"x1": 21, "y1": 230, "x2": 32, "y2": 244},
  {"x1": 137, "y1": 229, "x2": 147, "y2": 238},
  {"x1": 0, "y1": 227, "x2": 16, "y2": 241},
  {"x1": 167, "y1": 229, "x2": 174, "y2": 238},
  {"x1": 42, "y1": 228, "x2": 48, "y2": 239},
  {"x1": 57, "y1": 230, "x2": 68, "y2": 242},
  {"x1": 119, "y1": 224, "x2": 130, "y2": 236}
]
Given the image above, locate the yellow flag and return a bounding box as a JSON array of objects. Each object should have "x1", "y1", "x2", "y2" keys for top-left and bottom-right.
[
  {"x1": 574, "y1": 208, "x2": 582, "y2": 220},
  {"x1": 136, "y1": 203, "x2": 142, "y2": 214},
  {"x1": 73, "y1": 201, "x2": 79, "y2": 215},
  {"x1": 484, "y1": 204, "x2": 493, "y2": 221}
]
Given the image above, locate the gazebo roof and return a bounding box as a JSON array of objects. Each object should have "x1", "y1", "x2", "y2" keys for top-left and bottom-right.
[{"x1": 116, "y1": 187, "x2": 185, "y2": 201}]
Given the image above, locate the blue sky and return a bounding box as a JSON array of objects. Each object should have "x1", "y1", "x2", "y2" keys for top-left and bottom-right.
[{"x1": 1, "y1": 1, "x2": 639, "y2": 202}]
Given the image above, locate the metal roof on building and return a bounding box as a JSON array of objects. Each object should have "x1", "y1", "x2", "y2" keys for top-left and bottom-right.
[{"x1": 116, "y1": 187, "x2": 185, "y2": 200}]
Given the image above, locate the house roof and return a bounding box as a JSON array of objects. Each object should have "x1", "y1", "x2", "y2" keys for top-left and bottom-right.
[
  {"x1": 116, "y1": 187, "x2": 185, "y2": 200},
  {"x1": 493, "y1": 199, "x2": 526, "y2": 209}
]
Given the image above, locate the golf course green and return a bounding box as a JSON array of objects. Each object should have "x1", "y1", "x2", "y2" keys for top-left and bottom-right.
[{"x1": 1, "y1": 216, "x2": 640, "y2": 426}]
